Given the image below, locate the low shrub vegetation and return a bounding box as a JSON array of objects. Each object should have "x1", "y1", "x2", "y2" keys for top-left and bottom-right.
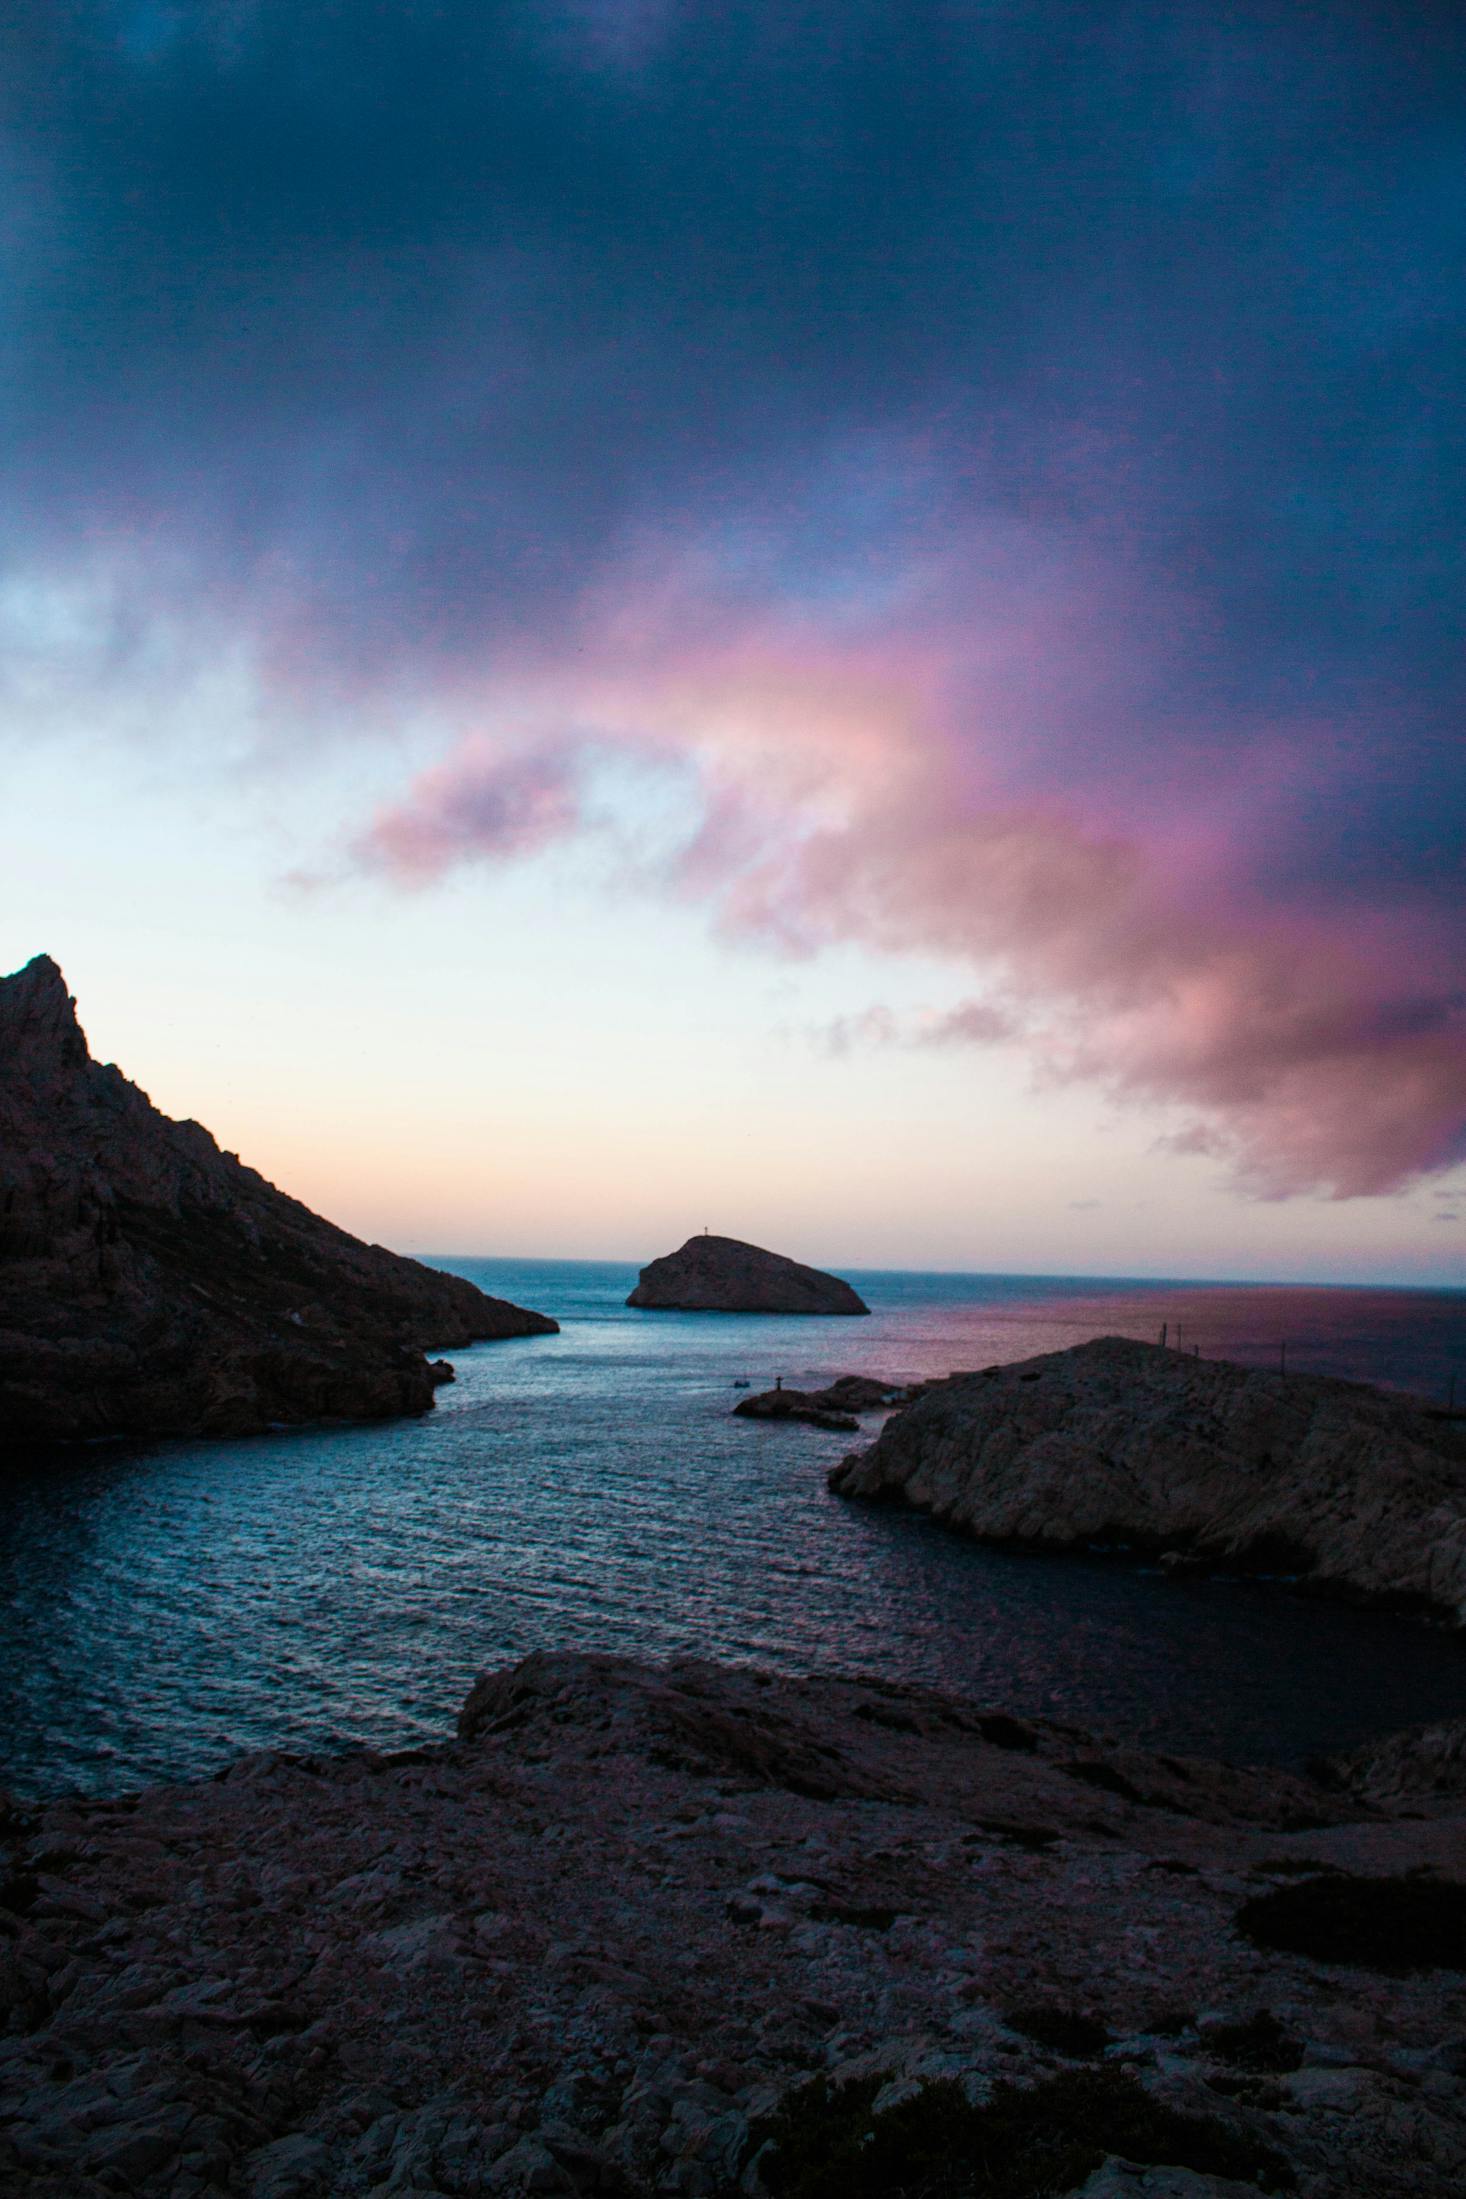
[{"x1": 1237, "y1": 1873, "x2": 1466, "y2": 1972}]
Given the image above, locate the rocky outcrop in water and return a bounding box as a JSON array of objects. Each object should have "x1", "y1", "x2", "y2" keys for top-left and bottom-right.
[
  {"x1": 734, "y1": 1389, "x2": 861, "y2": 1431},
  {"x1": 3, "y1": 1652, "x2": 1465, "y2": 2197},
  {"x1": 0, "y1": 955, "x2": 557, "y2": 1445},
  {"x1": 830, "y1": 1336, "x2": 1466, "y2": 1624},
  {"x1": 734, "y1": 1374, "x2": 913, "y2": 1430},
  {"x1": 628, "y1": 1234, "x2": 869, "y2": 1314}
]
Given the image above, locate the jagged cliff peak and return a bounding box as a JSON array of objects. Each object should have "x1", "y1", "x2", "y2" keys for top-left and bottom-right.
[
  {"x1": 2, "y1": 951, "x2": 70, "y2": 1003},
  {"x1": 0, "y1": 953, "x2": 91, "y2": 1080},
  {"x1": 0, "y1": 955, "x2": 557, "y2": 1445}
]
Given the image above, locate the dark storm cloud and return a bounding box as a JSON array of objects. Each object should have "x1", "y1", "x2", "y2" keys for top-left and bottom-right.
[
  {"x1": 6, "y1": 2, "x2": 1466, "y2": 1189},
  {"x1": 6, "y1": 3, "x2": 1460, "y2": 682}
]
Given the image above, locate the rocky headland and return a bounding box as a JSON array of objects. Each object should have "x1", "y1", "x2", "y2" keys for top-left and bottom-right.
[
  {"x1": 628, "y1": 1237, "x2": 869, "y2": 1316},
  {"x1": 3, "y1": 1652, "x2": 1466, "y2": 2197},
  {"x1": 829, "y1": 1337, "x2": 1466, "y2": 1624},
  {"x1": 0, "y1": 956, "x2": 557, "y2": 1446}
]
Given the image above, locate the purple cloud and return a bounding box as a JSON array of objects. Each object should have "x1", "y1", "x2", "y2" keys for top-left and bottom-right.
[{"x1": 4, "y1": 4, "x2": 1466, "y2": 1196}]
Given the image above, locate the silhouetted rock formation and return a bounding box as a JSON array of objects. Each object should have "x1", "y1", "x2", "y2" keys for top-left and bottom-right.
[
  {"x1": 733, "y1": 1389, "x2": 860, "y2": 1431},
  {"x1": 628, "y1": 1233, "x2": 869, "y2": 1314},
  {"x1": 831, "y1": 1335, "x2": 1466, "y2": 1623},
  {"x1": 5, "y1": 1651, "x2": 1466, "y2": 2195},
  {"x1": 0, "y1": 955, "x2": 557, "y2": 1444},
  {"x1": 735, "y1": 1373, "x2": 913, "y2": 1429}
]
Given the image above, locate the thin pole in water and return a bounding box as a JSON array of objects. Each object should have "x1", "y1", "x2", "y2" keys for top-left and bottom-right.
[{"x1": 1160, "y1": 1322, "x2": 1168, "y2": 1348}]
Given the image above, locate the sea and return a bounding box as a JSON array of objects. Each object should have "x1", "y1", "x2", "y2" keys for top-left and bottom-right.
[{"x1": 3, "y1": 1261, "x2": 1465, "y2": 1799}]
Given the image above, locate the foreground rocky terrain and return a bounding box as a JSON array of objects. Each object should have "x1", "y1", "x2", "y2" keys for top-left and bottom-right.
[
  {"x1": 0, "y1": 956, "x2": 557, "y2": 1445},
  {"x1": 3, "y1": 1652, "x2": 1465, "y2": 2197},
  {"x1": 628, "y1": 1237, "x2": 869, "y2": 1316},
  {"x1": 830, "y1": 1337, "x2": 1466, "y2": 1625}
]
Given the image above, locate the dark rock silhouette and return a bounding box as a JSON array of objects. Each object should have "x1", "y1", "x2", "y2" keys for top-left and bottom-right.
[
  {"x1": 0, "y1": 955, "x2": 557, "y2": 1444},
  {"x1": 735, "y1": 1373, "x2": 915, "y2": 1429},
  {"x1": 628, "y1": 1233, "x2": 869, "y2": 1314},
  {"x1": 831, "y1": 1335, "x2": 1466, "y2": 1622},
  {"x1": 733, "y1": 1389, "x2": 860, "y2": 1431}
]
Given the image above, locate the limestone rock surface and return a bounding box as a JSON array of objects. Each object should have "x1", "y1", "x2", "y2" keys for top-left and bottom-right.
[
  {"x1": 830, "y1": 1336, "x2": 1466, "y2": 1623},
  {"x1": 0, "y1": 955, "x2": 557, "y2": 1445},
  {"x1": 4, "y1": 1651, "x2": 1466, "y2": 2197},
  {"x1": 628, "y1": 1233, "x2": 869, "y2": 1314},
  {"x1": 1322, "y1": 1719, "x2": 1466, "y2": 1809}
]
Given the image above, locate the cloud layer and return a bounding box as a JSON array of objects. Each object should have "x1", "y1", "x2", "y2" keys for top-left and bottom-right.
[{"x1": 5, "y1": 2, "x2": 1466, "y2": 1192}]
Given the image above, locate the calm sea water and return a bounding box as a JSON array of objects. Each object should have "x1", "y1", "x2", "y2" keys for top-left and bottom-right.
[{"x1": 2, "y1": 1262, "x2": 1465, "y2": 1799}]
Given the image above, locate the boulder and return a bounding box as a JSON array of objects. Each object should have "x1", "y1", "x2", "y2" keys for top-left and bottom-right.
[
  {"x1": 0, "y1": 955, "x2": 557, "y2": 1446},
  {"x1": 814, "y1": 1374, "x2": 905, "y2": 1410},
  {"x1": 627, "y1": 1234, "x2": 868, "y2": 1315},
  {"x1": 830, "y1": 1335, "x2": 1466, "y2": 1623},
  {"x1": 1319, "y1": 1718, "x2": 1466, "y2": 1808}
]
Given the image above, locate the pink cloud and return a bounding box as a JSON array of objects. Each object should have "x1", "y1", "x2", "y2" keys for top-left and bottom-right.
[
  {"x1": 923, "y1": 1001, "x2": 1022, "y2": 1047},
  {"x1": 350, "y1": 557, "x2": 1466, "y2": 1199},
  {"x1": 354, "y1": 737, "x2": 588, "y2": 883},
  {"x1": 814, "y1": 997, "x2": 1020, "y2": 1057},
  {"x1": 816, "y1": 1005, "x2": 902, "y2": 1059}
]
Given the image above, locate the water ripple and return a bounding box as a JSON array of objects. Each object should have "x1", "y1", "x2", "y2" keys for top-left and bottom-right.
[{"x1": 2, "y1": 1261, "x2": 1465, "y2": 1795}]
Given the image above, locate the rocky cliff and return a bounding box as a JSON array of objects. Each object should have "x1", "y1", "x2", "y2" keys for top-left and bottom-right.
[
  {"x1": 628, "y1": 1233, "x2": 869, "y2": 1314},
  {"x1": 4, "y1": 1651, "x2": 1466, "y2": 2197},
  {"x1": 0, "y1": 955, "x2": 557, "y2": 1444},
  {"x1": 830, "y1": 1336, "x2": 1466, "y2": 1622}
]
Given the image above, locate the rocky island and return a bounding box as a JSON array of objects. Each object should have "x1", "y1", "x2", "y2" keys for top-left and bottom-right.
[
  {"x1": 0, "y1": 955, "x2": 557, "y2": 1446},
  {"x1": 628, "y1": 1234, "x2": 869, "y2": 1315},
  {"x1": 830, "y1": 1336, "x2": 1466, "y2": 1624},
  {"x1": 4, "y1": 1651, "x2": 1466, "y2": 2197},
  {"x1": 734, "y1": 1374, "x2": 915, "y2": 1430}
]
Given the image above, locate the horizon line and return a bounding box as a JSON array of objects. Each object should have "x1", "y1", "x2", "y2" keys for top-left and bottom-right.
[{"x1": 412, "y1": 1251, "x2": 1466, "y2": 1294}]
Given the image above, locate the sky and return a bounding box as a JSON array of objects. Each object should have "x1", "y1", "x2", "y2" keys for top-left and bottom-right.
[{"x1": 4, "y1": 1, "x2": 1466, "y2": 1283}]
